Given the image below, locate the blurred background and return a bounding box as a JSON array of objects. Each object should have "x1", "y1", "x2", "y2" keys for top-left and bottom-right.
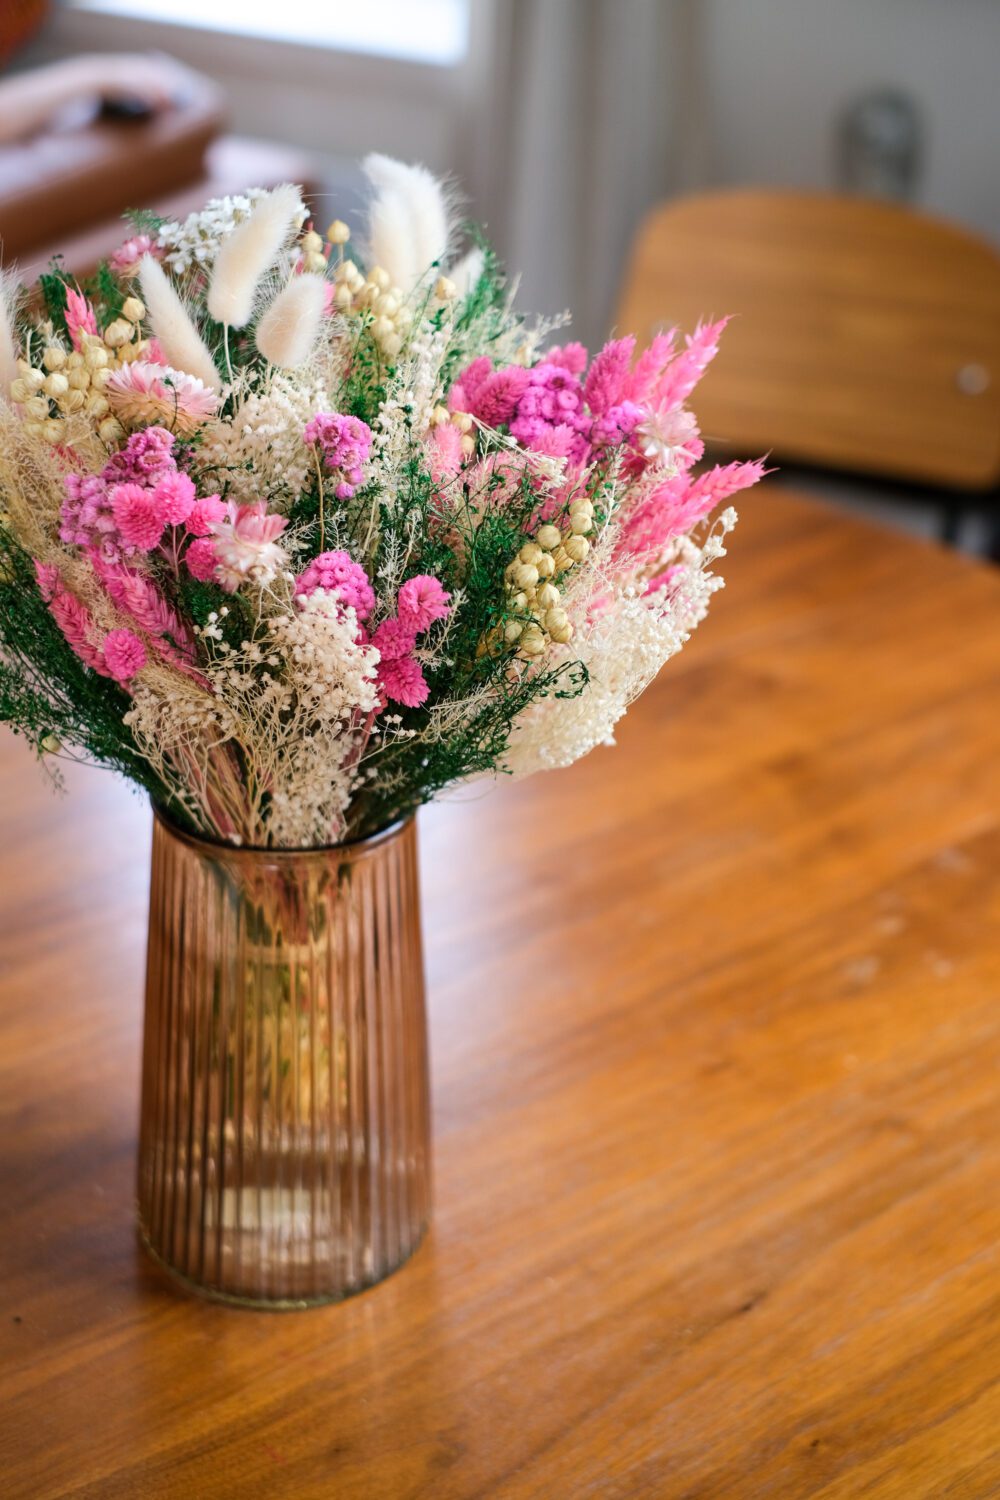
[{"x1": 3, "y1": 0, "x2": 998, "y2": 555}]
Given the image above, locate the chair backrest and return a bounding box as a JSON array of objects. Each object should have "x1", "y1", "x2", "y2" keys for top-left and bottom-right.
[{"x1": 616, "y1": 189, "x2": 1000, "y2": 491}]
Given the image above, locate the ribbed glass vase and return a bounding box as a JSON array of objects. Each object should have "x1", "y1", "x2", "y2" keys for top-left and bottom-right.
[{"x1": 137, "y1": 808, "x2": 431, "y2": 1308}]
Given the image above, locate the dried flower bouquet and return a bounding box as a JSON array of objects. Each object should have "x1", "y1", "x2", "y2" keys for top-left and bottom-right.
[{"x1": 0, "y1": 159, "x2": 764, "y2": 848}]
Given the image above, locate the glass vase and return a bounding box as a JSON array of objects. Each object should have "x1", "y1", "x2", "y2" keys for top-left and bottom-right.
[{"x1": 137, "y1": 807, "x2": 431, "y2": 1308}]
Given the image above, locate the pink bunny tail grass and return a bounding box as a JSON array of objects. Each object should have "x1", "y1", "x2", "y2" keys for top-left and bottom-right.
[
  {"x1": 625, "y1": 331, "x2": 676, "y2": 403},
  {"x1": 584, "y1": 336, "x2": 635, "y2": 415},
  {"x1": 89, "y1": 551, "x2": 206, "y2": 681},
  {"x1": 653, "y1": 318, "x2": 729, "y2": 411},
  {"x1": 621, "y1": 457, "x2": 767, "y2": 558}
]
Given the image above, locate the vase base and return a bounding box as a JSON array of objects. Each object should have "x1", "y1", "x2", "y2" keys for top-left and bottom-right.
[{"x1": 136, "y1": 1214, "x2": 429, "y2": 1311}]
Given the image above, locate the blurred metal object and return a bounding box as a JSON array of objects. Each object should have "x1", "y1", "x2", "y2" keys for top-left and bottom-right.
[{"x1": 838, "y1": 88, "x2": 924, "y2": 201}]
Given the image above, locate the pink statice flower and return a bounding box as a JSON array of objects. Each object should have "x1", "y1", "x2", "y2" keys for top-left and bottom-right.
[
  {"x1": 397, "y1": 575, "x2": 451, "y2": 632},
  {"x1": 64, "y1": 287, "x2": 98, "y2": 353},
  {"x1": 110, "y1": 483, "x2": 166, "y2": 552},
  {"x1": 509, "y1": 363, "x2": 591, "y2": 465},
  {"x1": 102, "y1": 426, "x2": 176, "y2": 486},
  {"x1": 589, "y1": 400, "x2": 644, "y2": 448},
  {"x1": 105, "y1": 361, "x2": 218, "y2": 437},
  {"x1": 207, "y1": 501, "x2": 289, "y2": 593},
  {"x1": 101, "y1": 628, "x2": 147, "y2": 683},
  {"x1": 303, "y1": 413, "x2": 373, "y2": 499},
  {"x1": 185, "y1": 494, "x2": 227, "y2": 537},
  {"x1": 61, "y1": 473, "x2": 120, "y2": 559},
  {"x1": 152, "y1": 471, "x2": 196, "y2": 526},
  {"x1": 294, "y1": 549, "x2": 375, "y2": 619}
]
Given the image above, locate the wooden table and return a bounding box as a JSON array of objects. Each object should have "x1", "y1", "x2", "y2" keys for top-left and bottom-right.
[{"x1": 2, "y1": 489, "x2": 999, "y2": 1499}]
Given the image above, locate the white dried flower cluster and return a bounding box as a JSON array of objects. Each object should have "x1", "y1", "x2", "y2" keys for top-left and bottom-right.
[
  {"x1": 157, "y1": 190, "x2": 309, "y2": 276},
  {"x1": 199, "y1": 370, "x2": 330, "y2": 509},
  {"x1": 503, "y1": 511, "x2": 736, "y2": 778}
]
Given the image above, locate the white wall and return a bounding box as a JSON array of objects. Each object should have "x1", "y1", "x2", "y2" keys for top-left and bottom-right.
[{"x1": 695, "y1": 0, "x2": 1000, "y2": 240}]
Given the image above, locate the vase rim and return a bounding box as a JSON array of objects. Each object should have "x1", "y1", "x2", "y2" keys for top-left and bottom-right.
[{"x1": 150, "y1": 799, "x2": 413, "y2": 859}]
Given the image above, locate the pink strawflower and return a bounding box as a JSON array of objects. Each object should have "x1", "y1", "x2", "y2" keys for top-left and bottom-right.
[
  {"x1": 101, "y1": 628, "x2": 147, "y2": 683},
  {"x1": 635, "y1": 406, "x2": 703, "y2": 470},
  {"x1": 294, "y1": 549, "x2": 375, "y2": 619},
  {"x1": 110, "y1": 483, "x2": 166, "y2": 552},
  {"x1": 184, "y1": 537, "x2": 219, "y2": 582},
  {"x1": 377, "y1": 653, "x2": 429, "y2": 708},
  {"x1": 102, "y1": 426, "x2": 176, "y2": 486},
  {"x1": 64, "y1": 287, "x2": 98, "y2": 353},
  {"x1": 152, "y1": 471, "x2": 196, "y2": 526},
  {"x1": 185, "y1": 494, "x2": 227, "y2": 537},
  {"x1": 303, "y1": 413, "x2": 373, "y2": 498},
  {"x1": 105, "y1": 360, "x2": 218, "y2": 437},
  {"x1": 397, "y1": 575, "x2": 451, "y2": 632},
  {"x1": 207, "y1": 501, "x2": 289, "y2": 593},
  {"x1": 108, "y1": 233, "x2": 160, "y2": 278}
]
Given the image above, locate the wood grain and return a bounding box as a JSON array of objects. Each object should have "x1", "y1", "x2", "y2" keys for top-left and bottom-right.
[
  {"x1": 1, "y1": 489, "x2": 1000, "y2": 1499},
  {"x1": 616, "y1": 190, "x2": 1000, "y2": 490}
]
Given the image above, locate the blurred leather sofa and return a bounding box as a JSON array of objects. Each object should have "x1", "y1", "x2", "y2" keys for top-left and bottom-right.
[{"x1": 0, "y1": 67, "x2": 319, "y2": 277}]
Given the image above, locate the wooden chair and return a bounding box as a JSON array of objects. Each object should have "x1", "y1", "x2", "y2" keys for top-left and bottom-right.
[{"x1": 616, "y1": 189, "x2": 1000, "y2": 542}]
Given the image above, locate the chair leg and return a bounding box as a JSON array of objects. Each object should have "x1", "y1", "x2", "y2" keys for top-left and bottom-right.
[{"x1": 940, "y1": 502, "x2": 963, "y2": 547}]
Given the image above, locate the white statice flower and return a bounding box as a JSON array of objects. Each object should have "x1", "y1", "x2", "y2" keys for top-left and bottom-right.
[{"x1": 157, "y1": 190, "x2": 309, "y2": 275}]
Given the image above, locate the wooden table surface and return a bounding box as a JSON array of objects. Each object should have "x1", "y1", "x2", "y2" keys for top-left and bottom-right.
[{"x1": 2, "y1": 488, "x2": 999, "y2": 1499}]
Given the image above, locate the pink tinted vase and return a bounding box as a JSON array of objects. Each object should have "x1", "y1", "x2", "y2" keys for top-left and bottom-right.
[{"x1": 137, "y1": 807, "x2": 431, "y2": 1307}]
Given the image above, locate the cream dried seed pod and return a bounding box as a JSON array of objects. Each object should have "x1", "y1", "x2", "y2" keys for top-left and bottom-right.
[
  {"x1": 563, "y1": 534, "x2": 590, "y2": 563},
  {"x1": 535, "y1": 554, "x2": 556, "y2": 579},
  {"x1": 42, "y1": 346, "x2": 67, "y2": 371},
  {"x1": 535, "y1": 523, "x2": 561, "y2": 551},
  {"x1": 510, "y1": 562, "x2": 539, "y2": 590},
  {"x1": 43, "y1": 372, "x2": 69, "y2": 399},
  {"x1": 518, "y1": 623, "x2": 546, "y2": 657}
]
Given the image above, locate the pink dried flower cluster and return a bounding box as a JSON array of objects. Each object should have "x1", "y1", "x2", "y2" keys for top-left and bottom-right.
[
  {"x1": 372, "y1": 575, "x2": 452, "y2": 709},
  {"x1": 35, "y1": 562, "x2": 146, "y2": 684},
  {"x1": 187, "y1": 501, "x2": 289, "y2": 593},
  {"x1": 295, "y1": 550, "x2": 376, "y2": 619},
  {"x1": 108, "y1": 233, "x2": 161, "y2": 278},
  {"x1": 61, "y1": 427, "x2": 179, "y2": 560},
  {"x1": 303, "y1": 413, "x2": 373, "y2": 499}
]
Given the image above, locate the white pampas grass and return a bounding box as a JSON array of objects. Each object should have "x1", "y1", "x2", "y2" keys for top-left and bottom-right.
[
  {"x1": 207, "y1": 183, "x2": 303, "y2": 329},
  {"x1": 254, "y1": 274, "x2": 327, "y2": 369},
  {"x1": 139, "y1": 256, "x2": 221, "y2": 392},
  {"x1": 0, "y1": 270, "x2": 20, "y2": 403},
  {"x1": 449, "y1": 246, "x2": 485, "y2": 300},
  {"x1": 362, "y1": 154, "x2": 454, "y2": 295}
]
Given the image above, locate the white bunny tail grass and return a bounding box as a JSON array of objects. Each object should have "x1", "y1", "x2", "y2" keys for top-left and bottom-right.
[
  {"x1": 254, "y1": 273, "x2": 327, "y2": 369},
  {"x1": 449, "y1": 246, "x2": 485, "y2": 300},
  {"x1": 207, "y1": 183, "x2": 303, "y2": 330},
  {"x1": 139, "y1": 256, "x2": 221, "y2": 392},
  {"x1": 0, "y1": 269, "x2": 21, "y2": 403},
  {"x1": 362, "y1": 155, "x2": 456, "y2": 295}
]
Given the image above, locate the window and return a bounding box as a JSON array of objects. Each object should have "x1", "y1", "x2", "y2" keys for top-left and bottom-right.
[{"x1": 67, "y1": 0, "x2": 471, "y2": 67}]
